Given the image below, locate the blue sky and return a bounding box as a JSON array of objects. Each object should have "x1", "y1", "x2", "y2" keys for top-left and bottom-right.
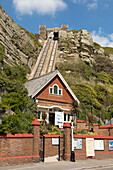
[{"x1": 1, "y1": 0, "x2": 113, "y2": 47}]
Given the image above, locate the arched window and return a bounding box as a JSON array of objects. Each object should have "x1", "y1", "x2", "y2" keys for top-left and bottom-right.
[
  {"x1": 49, "y1": 84, "x2": 62, "y2": 95},
  {"x1": 54, "y1": 85, "x2": 58, "y2": 94}
]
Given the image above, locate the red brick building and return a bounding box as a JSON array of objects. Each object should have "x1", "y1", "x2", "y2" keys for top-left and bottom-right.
[{"x1": 25, "y1": 70, "x2": 79, "y2": 125}]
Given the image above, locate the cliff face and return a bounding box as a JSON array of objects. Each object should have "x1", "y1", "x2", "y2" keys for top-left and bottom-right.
[
  {"x1": 1, "y1": 6, "x2": 113, "y2": 71},
  {"x1": 0, "y1": 8, "x2": 42, "y2": 69},
  {"x1": 58, "y1": 30, "x2": 113, "y2": 66}
]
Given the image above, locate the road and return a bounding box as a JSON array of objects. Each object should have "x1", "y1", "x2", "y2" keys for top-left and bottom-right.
[{"x1": 1, "y1": 160, "x2": 113, "y2": 170}]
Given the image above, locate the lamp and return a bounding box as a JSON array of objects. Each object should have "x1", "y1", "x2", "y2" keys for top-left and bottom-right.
[
  {"x1": 69, "y1": 112, "x2": 76, "y2": 162},
  {"x1": 108, "y1": 106, "x2": 111, "y2": 125},
  {"x1": 91, "y1": 103, "x2": 93, "y2": 132}
]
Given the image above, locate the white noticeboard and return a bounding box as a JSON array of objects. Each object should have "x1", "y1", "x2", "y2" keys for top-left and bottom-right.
[
  {"x1": 94, "y1": 140, "x2": 104, "y2": 150},
  {"x1": 74, "y1": 138, "x2": 82, "y2": 149},
  {"x1": 86, "y1": 138, "x2": 95, "y2": 157},
  {"x1": 55, "y1": 111, "x2": 64, "y2": 128},
  {"x1": 52, "y1": 138, "x2": 59, "y2": 145}
]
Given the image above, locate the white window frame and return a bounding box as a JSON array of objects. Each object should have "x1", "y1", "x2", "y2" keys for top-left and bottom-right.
[
  {"x1": 49, "y1": 84, "x2": 63, "y2": 96},
  {"x1": 49, "y1": 87, "x2": 53, "y2": 94}
]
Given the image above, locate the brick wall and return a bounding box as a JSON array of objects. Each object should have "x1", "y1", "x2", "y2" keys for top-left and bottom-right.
[
  {"x1": 74, "y1": 136, "x2": 113, "y2": 160},
  {"x1": 0, "y1": 118, "x2": 40, "y2": 167},
  {"x1": 0, "y1": 135, "x2": 34, "y2": 166},
  {"x1": 37, "y1": 76, "x2": 73, "y2": 104},
  {"x1": 43, "y1": 135, "x2": 63, "y2": 157},
  {"x1": 76, "y1": 120, "x2": 113, "y2": 136},
  {"x1": 1, "y1": 119, "x2": 113, "y2": 167},
  {"x1": 75, "y1": 138, "x2": 86, "y2": 160},
  {"x1": 38, "y1": 99, "x2": 72, "y2": 110}
]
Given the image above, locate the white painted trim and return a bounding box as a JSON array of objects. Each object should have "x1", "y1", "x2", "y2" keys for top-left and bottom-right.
[
  {"x1": 38, "y1": 105, "x2": 70, "y2": 111},
  {"x1": 57, "y1": 71, "x2": 80, "y2": 104},
  {"x1": 32, "y1": 70, "x2": 80, "y2": 105},
  {"x1": 49, "y1": 83, "x2": 63, "y2": 96}
]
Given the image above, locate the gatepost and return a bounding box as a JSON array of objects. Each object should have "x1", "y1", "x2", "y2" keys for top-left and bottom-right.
[
  {"x1": 63, "y1": 122, "x2": 71, "y2": 161},
  {"x1": 32, "y1": 117, "x2": 41, "y2": 162}
]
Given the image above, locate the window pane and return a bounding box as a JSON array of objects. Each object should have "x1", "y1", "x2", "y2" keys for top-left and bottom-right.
[
  {"x1": 54, "y1": 85, "x2": 58, "y2": 94},
  {"x1": 38, "y1": 111, "x2": 40, "y2": 119},
  {"x1": 68, "y1": 114, "x2": 70, "y2": 121},
  {"x1": 50, "y1": 88, "x2": 52, "y2": 94},
  {"x1": 64, "y1": 114, "x2": 66, "y2": 121},
  {"x1": 59, "y1": 89, "x2": 62, "y2": 95}
]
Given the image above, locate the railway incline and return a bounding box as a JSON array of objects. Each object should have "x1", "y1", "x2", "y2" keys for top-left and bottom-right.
[{"x1": 28, "y1": 37, "x2": 58, "y2": 80}]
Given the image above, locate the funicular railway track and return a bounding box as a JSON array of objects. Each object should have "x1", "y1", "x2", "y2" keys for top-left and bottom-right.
[
  {"x1": 35, "y1": 38, "x2": 52, "y2": 77},
  {"x1": 46, "y1": 40, "x2": 58, "y2": 73},
  {"x1": 28, "y1": 37, "x2": 58, "y2": 80}
]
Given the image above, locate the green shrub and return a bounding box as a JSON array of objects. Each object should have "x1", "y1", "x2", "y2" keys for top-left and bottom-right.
[
  {"x1": 93, "y1": 42, "x2": 101, "y2": 49},
  {"x1": 74, "y1": 129, "x2": 98, "y2": 135},
  {"x1": 96, "y1": 71, "x2": 113, "y2": 84},
  {"x1": 0, "y1": 45, "x2": 4, "y2": 62},
  {"x1": 0, "y1": 4, "x2": 3, "y2": 10},
  {"x1": 93, "y1": 56, "x2": 113, "y2": 77},
  {"x1": 103, "y1": 47, "x2": 113, "y2": 55},
  {"x1": 0, "y1": 113, "x2": 34, "y2": 134},
  {"x1": 94, "y1": 85, "x2": 108, "y2": 104}
]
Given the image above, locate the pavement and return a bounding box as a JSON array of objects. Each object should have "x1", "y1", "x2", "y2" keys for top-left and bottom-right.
[{"x1": 1, "y1": 158, "x2": 113, "y2": 170}]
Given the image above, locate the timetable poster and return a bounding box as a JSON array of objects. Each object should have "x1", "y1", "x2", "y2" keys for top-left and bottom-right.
[
  {"x1": 74, "y1": 138, "x2": 82, "y2": 149},
  {"x1": 109, "y1": 140, "x2": 113, "y2": 150}
]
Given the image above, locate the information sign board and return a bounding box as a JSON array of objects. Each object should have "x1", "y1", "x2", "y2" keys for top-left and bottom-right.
[
  {"x1": 94, "y1": 140, "x2": 104, "y2": 150},
  {"x1": 52, "y1": 138, "x2": 59, "y2": 145},
  {"x1": 86, "y1": 138, "x2": 95, "y2": 157},
  {"x1": 55, "y1": 111, "x2": 64, "y2": 128},
  {"x1": 109, "y1": 140, "x2": 113, "y2": 150},
  {"x1": 74, "y1": 138, "x2": 82, "y2": 149}
]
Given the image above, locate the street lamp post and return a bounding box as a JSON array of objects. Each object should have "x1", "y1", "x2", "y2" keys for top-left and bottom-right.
[
  {"x1": 70, "y1": 112, "x2": 76, "y2": 162},
  {"x1": 91, "y1": 104, "x2": 93, "y2": 132},
  {"x1": 108, "y1": 106, "x2": 111, "y2": 125}
]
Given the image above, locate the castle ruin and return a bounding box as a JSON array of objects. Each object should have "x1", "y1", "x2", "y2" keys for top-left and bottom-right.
[{"x1": 39, "y1": 25, "x2": 68, "y2": 40}]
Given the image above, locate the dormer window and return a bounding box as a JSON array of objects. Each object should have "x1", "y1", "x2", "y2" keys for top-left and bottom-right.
[
  {"x1": 49, "y1": 84, "x2": 62, "y2": 96},
  {"x1": 54, "y1": 85, "x2": 58, "y2": 94}
]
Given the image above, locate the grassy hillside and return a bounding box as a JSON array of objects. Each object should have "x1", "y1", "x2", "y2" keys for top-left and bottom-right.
[
  {"x1": 0, "y1": 45, "x2": 37, "y2": 134},
  {"x1": 56, "y1": 56, "x2": 113, "y2": 122}
]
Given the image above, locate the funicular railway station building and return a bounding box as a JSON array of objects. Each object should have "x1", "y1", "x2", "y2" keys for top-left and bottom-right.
[
  {"x1": 25, "y1": 24, "x2": 79, "y2": 126},
  {"x1": 25, "y1": 70, "x2": 79, "y2": 126}
]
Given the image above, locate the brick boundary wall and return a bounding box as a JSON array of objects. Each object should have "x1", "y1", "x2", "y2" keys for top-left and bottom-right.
[
  {"x1": 73, "y1": 135, "x2": 113, "y2": 160},
  {"x1": 41, "y1": 135, "x2": 63, "y2": 158},
  {"x1": 0, "y1": 118, "x2": 40, "y2": 167},
  {"x1": 1, "y1": 120, "x2": 113, "y2": 166}
]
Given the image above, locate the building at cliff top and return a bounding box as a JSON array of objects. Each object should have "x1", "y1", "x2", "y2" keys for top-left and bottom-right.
[
  {"x1": 39, "y1": 24, "x2": 68, "y2": 40},
  {"x1": 25, "y1": 70, "x2": 79, "y2": 126}
]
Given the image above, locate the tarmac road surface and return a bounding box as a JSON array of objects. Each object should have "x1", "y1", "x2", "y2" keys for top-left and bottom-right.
[{"x1": 1, "y1": 159, "x2": 113, "y2": 170}]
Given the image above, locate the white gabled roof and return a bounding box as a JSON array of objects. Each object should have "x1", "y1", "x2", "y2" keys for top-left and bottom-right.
[{"x1": 24, "y1": 70, "x2": 80, "y2": 104}]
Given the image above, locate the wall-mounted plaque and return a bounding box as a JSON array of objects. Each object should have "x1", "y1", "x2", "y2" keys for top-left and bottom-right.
[{"x1": 52, "y1": 138, "x2": 59, "y2": 145}]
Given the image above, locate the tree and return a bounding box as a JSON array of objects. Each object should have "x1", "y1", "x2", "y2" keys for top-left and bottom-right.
[
  {"x1": 42, "y1": 112, "x2": 47, "y2": 125},
  {"x1": 71, "y1": 100, "x2": 81, "y2": 118},
  {"x1": 0, "y1": 112, "x2": 34, "y2": 134},
  {"x1": 0, "y1": 64, "x2": 37, "y2": 134}
]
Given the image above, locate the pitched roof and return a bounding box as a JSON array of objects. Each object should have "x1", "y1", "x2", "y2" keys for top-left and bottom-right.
[{"x1": 24, "y1": 70, "x2": 80, "y2": 104}]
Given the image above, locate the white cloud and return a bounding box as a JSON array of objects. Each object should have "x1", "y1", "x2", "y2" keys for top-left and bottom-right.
[
  {"x1": 92, "y1": 28, "x2": 113, "y2": 47},
  {"x1": 72, "y1": 0, "x2": 98, "y2": 10},
  {"x1": 72, "y1": 0, "x2": 88, "y2": 4},
  {"x1": 13, "y1": 0, "x2": 67, "y2": 15},
  {"x1": 87, "y1": 0, "x2": 98, "y2": 10}
]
